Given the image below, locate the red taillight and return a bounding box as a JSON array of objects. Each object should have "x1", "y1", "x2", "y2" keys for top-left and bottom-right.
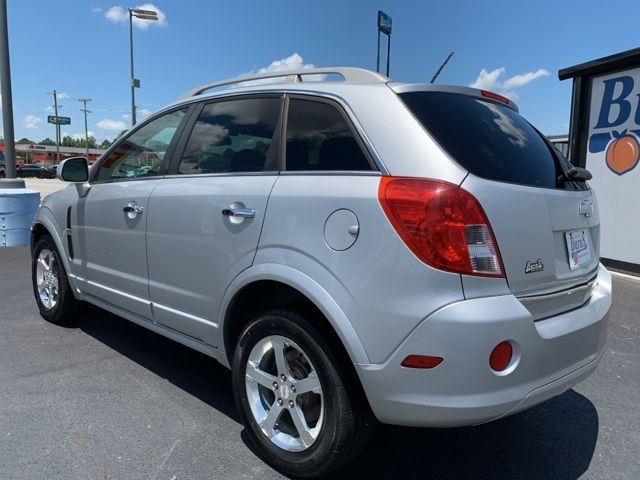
[
  {"x1": 378, "y1": 177, "x2": 504, "y2": 277},
  {"x1": 489, "y1": 341, "x2": 513, "y2": 371},
  {"x1": 401, "y1": 355, "x2": 443, "y2": 369},
  {"x1": 480, "y1": 89, "x2": 510, "y2": 105}
]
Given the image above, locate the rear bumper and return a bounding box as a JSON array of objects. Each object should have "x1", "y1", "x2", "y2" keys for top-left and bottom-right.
[{"x1": 356, "y1": 263, "x2": 611, "y2": 427}]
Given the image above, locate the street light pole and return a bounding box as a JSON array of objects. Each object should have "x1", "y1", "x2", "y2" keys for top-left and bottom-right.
[
  {"x1": 79, "y1": 98, "x2": 92, "y2": 158},
  {"x1": 128, "y1": 7, "x2": 158, "y2": 127},
  {"x1": 128, "y1": 8, "x2": 136, "y2": 126},
  {"x1": 0, "y1": 0, "x2": 40, "y2": 249},
  {"x1": 0, "y1": 0, "x2": 17, "y2": 180}
]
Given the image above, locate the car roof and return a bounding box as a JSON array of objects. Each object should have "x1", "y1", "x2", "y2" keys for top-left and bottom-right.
[{"x1": 161, "y1": 66, "x2": 518, "y2": 114}]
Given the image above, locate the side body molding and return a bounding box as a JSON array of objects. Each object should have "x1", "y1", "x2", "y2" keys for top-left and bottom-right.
[{"x1": 217, "y1": 263, "x2": 370, "y2": 368}]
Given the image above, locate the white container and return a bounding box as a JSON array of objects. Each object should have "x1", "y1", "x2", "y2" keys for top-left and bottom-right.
[{"x1": 0, "y1": 188, "x2": 40, "y2": 247}]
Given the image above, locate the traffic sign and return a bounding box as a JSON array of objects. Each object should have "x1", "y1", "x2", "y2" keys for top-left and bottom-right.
[{"x1": 47, "y1": 115, "x2": 71, "y2": 125}]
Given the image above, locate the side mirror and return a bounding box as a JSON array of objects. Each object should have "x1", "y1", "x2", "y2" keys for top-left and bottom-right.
[{"x1": 57, "y1": 157, "x2": 89, "y2": 183}]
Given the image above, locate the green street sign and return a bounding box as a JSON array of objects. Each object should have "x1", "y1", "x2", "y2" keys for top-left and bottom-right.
[{"x1": 47, "y1": 115, "x2": 71, "y2": 125}]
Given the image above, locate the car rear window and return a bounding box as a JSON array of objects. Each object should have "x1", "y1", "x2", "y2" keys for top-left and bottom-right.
[
  {"x1": 399, "y1": 91, "x2": 565, "y2": 189},
  {"x1": 285, "y1": 99, "x2": 373, "y2": 172}
]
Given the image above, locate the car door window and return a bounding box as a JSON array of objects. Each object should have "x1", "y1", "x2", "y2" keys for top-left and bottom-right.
[
  {"x1": 285, "y1": 98, "x2": 372, "y2": 171},
  {"x1": 94, "y1": 108, "x2": 187, "y2": 182},
  {"x1": 177, "y1": 97, "x2": 281, "y2": 175}
]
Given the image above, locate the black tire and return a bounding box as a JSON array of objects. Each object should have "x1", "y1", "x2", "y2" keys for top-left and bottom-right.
[
  {"x1": 32, "y1": 234, "x2": 84, "y2": 324},
  {"x1": 232, "y1": 310, "x2": 375, "y2": 478}
]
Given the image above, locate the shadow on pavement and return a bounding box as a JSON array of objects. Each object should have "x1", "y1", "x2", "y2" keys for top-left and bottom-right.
[
  {"x1": 336, "y1": 388, "x2": 598, "y2": 479},
  {"x1": 77, "y1": 306, "x2": 598, "y2": 480},
  {"x1": 77, "y1": 305, "x2": 240, "y2": 423}
]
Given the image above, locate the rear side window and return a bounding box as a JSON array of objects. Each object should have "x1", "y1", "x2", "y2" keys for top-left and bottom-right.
[
  {"x1": 178, "y1": 97, "x2": 281, "y2": 174},
  {"x1": 399, "y1": 92, "x2": 564, "y2": 189},
  {"x1": 285, "y1": 99, "x2": 372, "y2": 171}
]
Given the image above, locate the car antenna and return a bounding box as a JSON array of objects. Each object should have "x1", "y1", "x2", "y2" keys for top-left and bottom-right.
[{"x1": 430, "y1": 51, "x2": 454, "y2": 83}]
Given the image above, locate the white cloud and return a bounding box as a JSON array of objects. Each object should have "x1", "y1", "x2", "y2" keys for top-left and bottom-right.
[
  {"x1": 105, "y1": 6, "x2": 126, "y2": 22},
  {"x1": 24, "y1": 115, "x2": 43, "y2": 129},
  {"x1": 469, "y1": 67, "x2": 505, "y2": 90},
  {"x1": 44, "y1": 105, "x2": 54, "y2": 112},
  {"x1": 501, "y1": 69, "x2": 550, "y2": 91},
  {"x1": 469, "y1": 67, "x2": 549, "y2": 101},
  {"x1": 56, "y1": 91, "x2": 70, "y2": 99},
  {"x1": 97, "y1": 119, "x2": 126, "y2": 130},
  {"x1": 105, "y1": 4, "x2": 167, "y2": 30},
  {"x1": 238, "y1": 53, "x2": 317, "y2": 87},
  {"x1": 121, "y1": 108, "x2": 150, "y2": 120},
  {"x1": 256, "y1": 53, "x2": 314, "y2": 74},
  {"x1": 72, "y1": 131, "x2": 96, "y2": 139}
]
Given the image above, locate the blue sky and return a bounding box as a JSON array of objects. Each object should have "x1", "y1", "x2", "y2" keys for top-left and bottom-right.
[{"x1": 5, "y1": 0, "x2": 640, "y2": 142}]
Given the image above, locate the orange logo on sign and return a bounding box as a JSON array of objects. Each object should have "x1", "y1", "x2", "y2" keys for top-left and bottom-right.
[{"x1": 605, "y1": 131, "x2": 640, "y2": 176}]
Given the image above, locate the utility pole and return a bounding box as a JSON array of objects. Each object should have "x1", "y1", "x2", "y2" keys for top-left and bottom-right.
[
  {"x1": 48, "y1": 90, "x2": 61, "y2": 164},
  {"x1": 78, "y1": 98, "x2": 91, "y2": 158},
  {"x1": 0, "y1": 0, "x2": 17, "y2": 182}
]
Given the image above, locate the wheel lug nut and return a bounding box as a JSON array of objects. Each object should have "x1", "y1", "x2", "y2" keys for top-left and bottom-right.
[
  {"x1": 273, "y1": 382, "x2": 278, "y2": 390},
  {"x1": 290, "y1": 385, "x2": 296, "y2": 393},
  {"x1": 277, "y1": 398, "x2": 283, "y2": 406},
  {"x1": 280, "y1": 374, "x2": 286, "y2": 381},
  {"x1": 289, "y1": 400, "x2": 294, "y2": 408}
]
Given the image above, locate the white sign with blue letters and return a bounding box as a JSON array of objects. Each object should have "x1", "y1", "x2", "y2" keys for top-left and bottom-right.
[{"x1": 586, "y1": 68, "x2": 640, "y2": 265}]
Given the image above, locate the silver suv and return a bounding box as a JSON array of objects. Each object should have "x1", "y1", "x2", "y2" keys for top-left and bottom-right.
[{"x1": 30, "y1": 67, "x2": 612, "y2": 477}]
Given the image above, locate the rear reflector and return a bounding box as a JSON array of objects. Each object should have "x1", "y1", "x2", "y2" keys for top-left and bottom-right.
[
  {"x1": 480, "y1": 89, "x2": 510, "y2": 105},
  {"x1": 401, "y1": 355, "x2": 443, "y2": 369},
  {"x1": 378, "y1": 177, "x2": 504, "y2": 277},
  {"x1": 489, "y1": 342, "x2": 513, "y2": 371}
]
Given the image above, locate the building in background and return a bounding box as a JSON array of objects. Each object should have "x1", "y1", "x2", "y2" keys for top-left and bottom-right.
[
  {"x1": 547, "y1": 134, "x2": 569, "y2": 158},
  {"x1": 560, "y1": 47, "x2": 640, "y2": 273},
  {"x1": 0, "y1": 144, "x2": 104, "y2": 165}
]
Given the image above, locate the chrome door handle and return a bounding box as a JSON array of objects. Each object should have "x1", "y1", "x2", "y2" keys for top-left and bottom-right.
[
  {"x1": 123, "y1": 204, "x2": 144, "y2": 214},
  {"x1": 222, "y1": 207, "x2": 255, "y2": 218}
]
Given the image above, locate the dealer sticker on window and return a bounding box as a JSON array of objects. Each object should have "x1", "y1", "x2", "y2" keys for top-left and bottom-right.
[{"x1": 565, "y1": 229, "x2": 591, "y2": 271}]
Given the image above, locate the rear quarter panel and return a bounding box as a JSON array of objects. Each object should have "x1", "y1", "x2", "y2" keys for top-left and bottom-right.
[{"x1": 254, "y1": 174, "x2": 464, "y2": 364}]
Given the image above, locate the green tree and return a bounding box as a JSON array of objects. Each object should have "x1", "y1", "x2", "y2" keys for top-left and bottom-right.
[
  {"x1": 16, "y1": 137, "x2": 34, "y2": 144},
  {"x1": 99, "y1": 139, "x2": 112, "y2": 149},
  {"x1": 39, "y1": 138, "x2": 55, "y2": 146},
  {"x1": 61, "y1": 135, "x2": 76, "y2": 147}
]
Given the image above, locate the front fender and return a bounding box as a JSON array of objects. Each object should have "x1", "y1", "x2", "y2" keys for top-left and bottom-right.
[
  {"x1": 217, "y1": 263, "x2": 370, "y2": 368},
  {"x1": 31, "y1": 207, "x2": 81, "y2": 297}
]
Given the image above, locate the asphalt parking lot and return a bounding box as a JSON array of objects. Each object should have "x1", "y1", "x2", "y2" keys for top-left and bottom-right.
[{"x1": 1, "y1": 246, "x2": 639, "y2": 480}]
